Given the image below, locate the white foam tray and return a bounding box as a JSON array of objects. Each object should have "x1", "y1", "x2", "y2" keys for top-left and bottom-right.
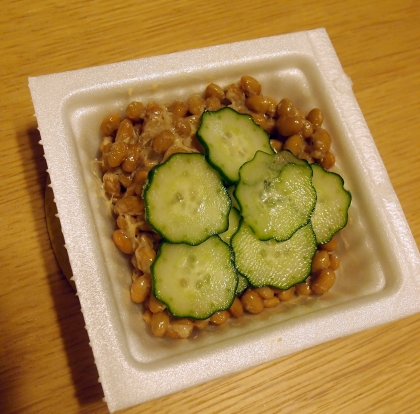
[{"x1": 29, "y1": 28, "x2": 420, "y2": 413}]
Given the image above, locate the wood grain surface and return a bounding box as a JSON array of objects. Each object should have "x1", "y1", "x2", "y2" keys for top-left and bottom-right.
[{"x1": 1, "y1": 1, "x2": 419, "y2": 413}]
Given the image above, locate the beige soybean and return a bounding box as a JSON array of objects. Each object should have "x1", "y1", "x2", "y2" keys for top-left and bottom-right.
[
  {"x1": 149, "y1": 294, "x2": 166, "y2": 313},
  {"x1": 130, "y1": 274, "x2": 151, "y2": 303},
  {"x1": 241, "y1": 289, "x2": 264, "y2": 314},
  {"x1": 276, "y1": 287, "x2": 295, "y2": 301},
  {"x1": 240, "y1": 75, "x2": 262, "y2": 96},
  {"x1": 311, "y1": 269, "x2": 336, "y2": 294},
  {"x1": 229, "y1": 297, "x2": 244, "y2": 318},
  {"x1": 210, "y1": 310, "x2": 231, "y2": 325},
  {"x1": 151, "y1": 312, "x2": 169, "y2": 337}
]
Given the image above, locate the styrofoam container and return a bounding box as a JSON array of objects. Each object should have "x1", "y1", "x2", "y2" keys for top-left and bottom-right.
[{"x1": 29, "y1": 28, "x2": 420, "y2": 413}]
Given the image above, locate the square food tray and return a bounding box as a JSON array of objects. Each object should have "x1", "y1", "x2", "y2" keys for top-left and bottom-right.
[{"x1": 29, "y1": 28, "x2": 420, "y2": 413}]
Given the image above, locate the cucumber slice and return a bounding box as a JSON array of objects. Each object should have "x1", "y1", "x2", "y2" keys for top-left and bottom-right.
[
  {"x1": 217, "y1": 206, "x2": 246, "y2": 296},
  {"x1": 227, "y1": 185, "x2": 240, "y2": 210},
  {"x1": 232, "y1": 220, "x2": 317, "y2": 289},
  {"x1": 266, "y1": 149, "x2": 309, "y2": 169},
  {"x1": 197, "y1": 107, "x2": 274, "y2": 183},
  {"x1": 144, "y1": 153, "x2": 231, "y2": 245},
  {"x1": 219, "y1": 207, "x2": 241, "y2": 245},
  {"x1": 236, "y1": 273, "x2": 249, "y2": 295},
  {"x1": 152, "y1": 236, "x2": 238, "y2": 319},
  {"x1": 310, "y1": 164, "x2": 352, "y2": 244},
  {"x1": 235, "y1": 151, "x2": 317, "y2": 241}
]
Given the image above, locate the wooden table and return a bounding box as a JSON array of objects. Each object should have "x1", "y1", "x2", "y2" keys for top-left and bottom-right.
[{"x1": 1, "y1": 1, "x2": 419, "y2": 412}]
